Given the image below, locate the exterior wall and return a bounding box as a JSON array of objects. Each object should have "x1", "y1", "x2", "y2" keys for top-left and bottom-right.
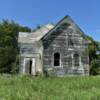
[
  {"x1": 42, "y1": 20, "x2": 89, "y2": 76},
  {"x1": 18, "y1": 16, "x2": 90, "y2": 76},
  {"x1": 19, "y1": 41, "x2": 43, "y2": 75}
]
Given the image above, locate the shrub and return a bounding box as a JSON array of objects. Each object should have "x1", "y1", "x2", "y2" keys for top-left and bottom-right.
[{"x1": 90, "y1": 59, "x2": 100, "y2": 75}]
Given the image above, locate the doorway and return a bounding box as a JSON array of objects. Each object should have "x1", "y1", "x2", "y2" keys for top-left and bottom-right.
[
  {"x1": 29, "y1": 58, "x2": 36, "y2": 75},
  {"x1": 29, "y1": 60, "x2": 32, "y2": 74},
  {"x1": 23, "y1": 58, "x2": 36, "y2": 75}
]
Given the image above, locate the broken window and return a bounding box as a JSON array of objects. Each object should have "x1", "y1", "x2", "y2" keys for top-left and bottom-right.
[{"x1": 54, "y1": 53, "x2": 60, "y2": 66}]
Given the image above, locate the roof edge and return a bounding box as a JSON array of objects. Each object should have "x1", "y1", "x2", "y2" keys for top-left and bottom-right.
[{"x1": 41, "y1": 15, "x2": 70, "y2": 40}]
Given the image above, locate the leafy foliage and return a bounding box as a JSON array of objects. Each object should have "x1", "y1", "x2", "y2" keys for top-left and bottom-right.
[
  {"x1": 0, "y1": 20, "x2": 31, "y2": 73},
  {"x1": 86, "y1": 36, "x2": 100, "y2": 75},
  {"x1": 90, "y1": 60, "x2": 100, "y2": 75},
  {"x1": 86, "y1": 36, "x2": 98, "y2": 61},
  {"x1": 0, "y1": 19, "x2": 99, "y2": 75}
]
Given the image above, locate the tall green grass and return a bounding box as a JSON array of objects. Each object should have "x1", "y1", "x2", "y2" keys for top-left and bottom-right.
[{"x1": 0, "y1": 75, "x2": 100, "y2": 100}]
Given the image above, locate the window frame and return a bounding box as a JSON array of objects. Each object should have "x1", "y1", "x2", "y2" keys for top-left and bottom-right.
[
  {"x1": 53, "y1": 52, "x2": 61, "y2": 67},
  {"x1": 74, "y1": 53, "x2": 80, "y2": 67}
]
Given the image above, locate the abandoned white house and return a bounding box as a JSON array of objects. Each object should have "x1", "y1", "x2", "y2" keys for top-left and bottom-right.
[{"x1": 18, "y1": 16, "x2": 90, "y2": 76}]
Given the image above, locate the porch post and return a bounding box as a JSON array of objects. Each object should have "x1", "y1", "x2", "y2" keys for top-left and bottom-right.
[
  {"x1": 79, "y1": 55, "x2": 84, "y2": 75},
  {"x1": 31, "y1": 58, "x2": 36, "y2": 75},
  {"x1": 79, "y1": 56, "x2": 82, "y2": 67},
  {"x1": 23, "y1": 58, "x2": 26, "y2": 74},
  {"x1": 71, "y1": 53, "x2": 74, "y2": 69}
]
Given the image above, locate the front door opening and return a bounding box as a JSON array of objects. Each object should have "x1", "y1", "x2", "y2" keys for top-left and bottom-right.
[{"x1": 29, "y1": 60, "x2": 32, "y2": 74}]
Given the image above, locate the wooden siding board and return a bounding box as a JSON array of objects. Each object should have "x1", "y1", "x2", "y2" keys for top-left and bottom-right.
[{"x1": 43, "y1": 21, "x2": 89, "y2": 76}]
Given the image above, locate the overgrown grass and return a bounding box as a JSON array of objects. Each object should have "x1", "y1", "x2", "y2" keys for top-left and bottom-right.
[{"x1": 0, "y1": 75, "x2": 100, "y2": 100}]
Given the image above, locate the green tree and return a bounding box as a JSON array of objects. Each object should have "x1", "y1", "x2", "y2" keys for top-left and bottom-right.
[
  {"x1": 86, "y1": 36, "x2": 100, "y2": 75},
  {"x1": 86, "y1": 36, "x2": 98, "y2": 62},
  {"x1": 90, "y1": 59, "x2": 100, "y2": 75},
  {"x1": 0, "y1": 20, "x2": 31, "y2": 73}
]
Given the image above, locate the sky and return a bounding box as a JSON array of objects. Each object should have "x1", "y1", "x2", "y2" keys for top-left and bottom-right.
[{"x1": 0, "y1": 0, "x2": 99, "y2": 41}]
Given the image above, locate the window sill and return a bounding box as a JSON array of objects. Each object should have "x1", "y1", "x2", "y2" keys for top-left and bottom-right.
[{"x1": 54, "y1": 66, "x2": 62, "y2": 69}]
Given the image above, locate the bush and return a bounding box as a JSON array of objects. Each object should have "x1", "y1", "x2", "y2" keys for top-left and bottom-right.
[{"x1": 90, "y1": 59, "x2": 100, "y2": 75}]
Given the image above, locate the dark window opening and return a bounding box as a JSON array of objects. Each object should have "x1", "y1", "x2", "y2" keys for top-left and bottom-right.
[
  {"x1": 29, "y1": 60, "x2": 32, "y2": 74},
  {"x1": 74, "y1": 54, "x2": 79, "y2": 67},
  {"x1": 54, "y1": 53, "x2": 60, "y2": 66}
]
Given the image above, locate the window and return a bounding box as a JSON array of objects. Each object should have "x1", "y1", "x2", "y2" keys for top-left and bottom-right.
[
  {"x1": 68, "y1": 38, "x2": 74, "y2": 46},
  {"x1": 73, "y1": 37, "x2": 80, "y2": 46},
  {"x1": 74, "y1": 54, "x2": 79, "y2": 67},
  {"x1": 67, "y1": 56, "x2": 72, "y2": 67},
  {"x1": 54, "y1": 53, "x2": 60, "y2": 66},
  {"x1": 81, "y1": 52, "x2": 88, "y2": 64}
]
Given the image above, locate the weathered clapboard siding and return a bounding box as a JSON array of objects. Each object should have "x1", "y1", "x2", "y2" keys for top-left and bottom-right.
[
  {"x1": 42, "y1": 18, "x2": 89, "y2": 76},
  {"x1": 18, "y1": 16, "x2": 89, "y2": 76}
]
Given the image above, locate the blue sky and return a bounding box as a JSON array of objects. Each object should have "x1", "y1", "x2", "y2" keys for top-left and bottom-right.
[{"x1": 0, "y1": 0, "x2": 99, "y2": 41}]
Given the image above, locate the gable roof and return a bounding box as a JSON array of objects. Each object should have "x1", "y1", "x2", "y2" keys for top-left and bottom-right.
[
  {"x1": 41, "y1": 16, "x2": 69, "y2": 40},
  {"x1": 18, "y1": 24, "x2": 54, "y2": 43},
  {"x1": 41, "y1": 15, "x2": 88, "y2": 41},
  {"x1": 18, "y1": 15, "x2": 89, "y2": 44}
]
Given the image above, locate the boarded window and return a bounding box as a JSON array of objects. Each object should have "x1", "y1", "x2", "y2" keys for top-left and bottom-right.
[
  {"x1": 68, "y1": 56, "x2": 72, "y2": 67},
  {"x1": 74, "y1": 54, "x2": 79, "y2": 67},
  {"x1": 54, "y1": 53, "x2": 60, "y2": 66},
  {"x1": 65, "y1": 55, "x2": 72, "y2": 67},
  {"x1": 81, "y1": 52, "x2": 88, "y2": 64}
]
